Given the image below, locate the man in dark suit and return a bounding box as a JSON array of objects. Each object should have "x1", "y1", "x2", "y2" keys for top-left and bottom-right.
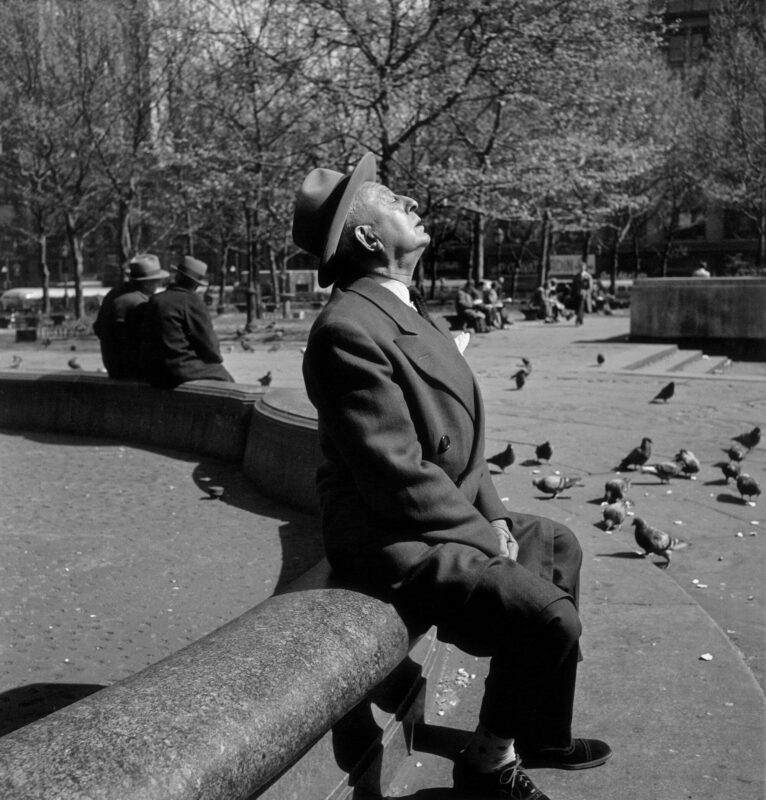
[
  {"x1": 139, "y1": 256, "x2": 233, "y2": 389},
  {"x1": 94, "y1": 253, "x2": 168, "y2": 379},
  {"x1": 296, "y1": 154, "x2": 610, "y2": 799}
]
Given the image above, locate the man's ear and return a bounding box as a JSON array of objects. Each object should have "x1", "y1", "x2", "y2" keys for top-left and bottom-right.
[{"x1": 353, "y1": 224, "x2": 380, "y2": 253}]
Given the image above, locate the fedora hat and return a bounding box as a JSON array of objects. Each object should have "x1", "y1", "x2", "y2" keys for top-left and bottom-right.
[
  {"x1": 174, "y1": 256, "x2": 209, "y2": 286},
  {"x1": 129, "y1": 254, "x2": 169, "y2": 281},
  {"x1": 292, "y1": 152, "x2": 377, "y2": 287}
]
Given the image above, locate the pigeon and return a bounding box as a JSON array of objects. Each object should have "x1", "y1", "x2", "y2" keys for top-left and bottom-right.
[
  {"x1": 67, "y1": 357, "x2": 82, "y2": 370},
  {"x1": 736, "y1": 473, "x2": 761, "y2": 504},
  {"x1": 604, "y1": 477, "x2": 631, "y2": 504},
  {"x1": 10, "y1": 355, "x2": 22, "y2": 369},
  {"x1": 651, "y1": 381, "x2": 675, "y2": 403},
  {"x1": 721, "y1": 461, "x2": 741, "y2": 483},
  {"x1": 268, "y1": 343, "x2": 281, "y2": 352},
  {"x1": 733, "y1": 426, "x2": 761, "y2": 450},
  {"x1": 726, "y1": 442, "x2": 747, "y2": 462},
  {"x1": 632, "y1": 517, "x2": 688, "y2": 567},
  {"x1": 240, "y1": 339, "x2": 254, "y2": 352},
  {"x1": 596, "y1": 353, "x2": 605, "y2": 366},
  {"x1": 41, "y1": 337, "x2": 52, "y2": 347},
  {"x1": 535, "y1": 441, "x2": 553, "y2": 463},
  {"x1": 511, "y1": 369, "x2": 527, "y2": 390},
  {"x1": 641, "y1": 461, "x2": 682, "y2": 484},
  {"x1": 602, "y1": 499, "x2": 631, "y2": 531},
  {"x1": 258, "y1": 370, "x2": 272, "y2": 387},
  {"x1": 521, "y1": 357, "x2": 532, "y2": 374},
  {"x1": 486, "y1": 443, "x2": 515, "y2": 472},
  {"x1": 264, "y1": 330, "x2": 284, "y2": 343},
  {"x1": 618, "y1": 437, "x2": 652, "y2": 471},
  {"x1": 205, "y1": 485, "x2": 224, "y2": 499},
  {"x1": 674, "y1": 448, "x2": 700, "y2": 476},
  {"x1": 532, "y1": 475, "x2": 581, "y2": 498}
]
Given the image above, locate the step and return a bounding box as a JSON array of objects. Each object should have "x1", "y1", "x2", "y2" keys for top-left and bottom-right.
[
  {"x1": 677, "y1": 353, "x2": 731, "y2": 375},
  {"x1": 605, "y1": 344, "x2": 679, "y2": 372}
]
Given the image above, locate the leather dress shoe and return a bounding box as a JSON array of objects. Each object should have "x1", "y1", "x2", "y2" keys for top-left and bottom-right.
[
  {"x1": 516, "y1": 737, "x2": 612, "y2": 770},
  {"x1": 453, "y1": 756, "x2": 551, "y2": 799}
]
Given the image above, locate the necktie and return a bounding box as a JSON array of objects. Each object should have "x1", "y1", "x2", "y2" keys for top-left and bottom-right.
[{"x1": 408, "y1": 286, "x2": 432, "y2": 321}]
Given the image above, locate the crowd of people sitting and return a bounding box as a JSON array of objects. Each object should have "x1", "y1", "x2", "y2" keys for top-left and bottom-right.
[{"x1": 455, "y1": 279, "x2": 512, "y2": 332}]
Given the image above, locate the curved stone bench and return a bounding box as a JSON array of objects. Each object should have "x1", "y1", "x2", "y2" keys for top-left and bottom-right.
[{"x1": 0, "y1": 372, "x2": 442, "y2": 799}]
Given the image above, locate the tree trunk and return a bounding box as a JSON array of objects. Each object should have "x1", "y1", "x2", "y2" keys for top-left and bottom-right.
[
  {"x1": 244, "y1": 206, "x2": 256, "y2": 331},
  {"x1": 267, "y1": 243, "x2": 279, "y2": 314},
  {"x1": 474, "y1": 211, "x2": 486, "y2": 284},
  {"x1": 581, "y1": 229, "x2": 591, "y2": 262},
  {"x1": 39, "y1": 233, "x2": 51, "y2": 316},
  {"x1": 538, "y1": 212, "x2": 551, "y2": 287},
  {"x1": 632, "y1": 229, "x2": 641, "y2": 278},
  {"x1": 65, "y1": 213, "x2": 85, "y2": 320}
]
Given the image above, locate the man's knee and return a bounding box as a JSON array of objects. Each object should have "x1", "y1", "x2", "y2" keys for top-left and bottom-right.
[
  {"x1": 542, "y1": 597, "x2": 582, "y2": 646},
  {"x1": 553, "y1": 522, "x2": 583, "y2": 570}
]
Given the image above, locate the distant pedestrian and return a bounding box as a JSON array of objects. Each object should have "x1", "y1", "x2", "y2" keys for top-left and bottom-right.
[
  {"x1": 93, "y1": 254, "x2": 168, "y2": 379},
  {"x1": 571, "y1": 262, "x2": 593, "y2": 326},
  {"x1": 692, "y1": 261, "x2": 711, "y2": 278},
  {"x1": 139, "y1": 256, "x2": 233, "y2": 389}
]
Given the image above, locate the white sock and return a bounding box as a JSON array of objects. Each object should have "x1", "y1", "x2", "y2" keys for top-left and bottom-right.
[{"x1": 462, "y1": 723, "x2": 516, "y2": 773}]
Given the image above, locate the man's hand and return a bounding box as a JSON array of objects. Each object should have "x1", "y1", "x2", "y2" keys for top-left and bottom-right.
[{"x1": 491, "y1": 519, "x2": 519, "y2": 561}]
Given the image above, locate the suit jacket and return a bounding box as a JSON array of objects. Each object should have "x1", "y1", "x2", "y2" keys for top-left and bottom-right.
[
  {"x1": 140, "y1": 285, "x2": 233, "y2": 388},
  {"x1": 302, "y1": 276, "x2": 509, "y2": 608},
  {"x1": 93, "y1": 284, "x2": 150, "y2": 379}
]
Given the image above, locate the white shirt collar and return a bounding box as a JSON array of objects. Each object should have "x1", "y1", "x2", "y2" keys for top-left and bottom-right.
[{"x1": 370, "y1": 275, "x2": 415, "y2": 308}]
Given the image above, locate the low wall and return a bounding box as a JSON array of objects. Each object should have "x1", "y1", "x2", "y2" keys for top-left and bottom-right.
[
  {"x1": 243, "y1": 388, "x2": 323, "y2": 515},
  {"x1": 630, "y1": 277, "x2": 766, "y2": 358},
  {"x1": 0, "y1": 374, "x2": 438, "y2": 799},
  {"x1": 0, "y1": 372, "x2": 264, "y2": 462}
]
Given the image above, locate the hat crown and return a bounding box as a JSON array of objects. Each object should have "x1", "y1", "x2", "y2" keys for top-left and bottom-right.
[
  {"x1": 129, "y1": 254, "x2": 165, "y2": 280},
  {"x1": 177, "y1": 256, "x2": 208, "y2": 283}
]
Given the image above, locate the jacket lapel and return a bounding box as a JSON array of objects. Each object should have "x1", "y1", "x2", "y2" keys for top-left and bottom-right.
[{"x1": 346, "y1": 278, "x2": 477, "y2": 420}]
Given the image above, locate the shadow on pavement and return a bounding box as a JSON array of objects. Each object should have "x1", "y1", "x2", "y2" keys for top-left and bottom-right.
[{"x1": 0, "y1": 682, "x2": 105, "y2": 736}]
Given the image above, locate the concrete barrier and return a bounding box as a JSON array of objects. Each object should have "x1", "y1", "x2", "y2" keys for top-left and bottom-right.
[
  {"x1": 0, "y1": 373, "x2": 439, "y2": 799},
  {"x1": 0, "y1": 372, "x2": 264, "y2": 462},
  {"x1": 242, "y1": 388, "x2": 322, "y2": 514},
  {"x1": 630, "y1": 277, "x2": 766, "y2": 358}
]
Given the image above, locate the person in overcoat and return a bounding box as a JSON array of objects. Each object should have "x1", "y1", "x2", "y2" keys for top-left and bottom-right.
[
  {"x1": 93, "y1": 253, "x2": 168, "y2": 379},
  {"x1": 139, "y1": 256, "x2": 233, "y2": 389},
  {"x1": 296, "y1": 153, "x2": 610, "y2": 800}
]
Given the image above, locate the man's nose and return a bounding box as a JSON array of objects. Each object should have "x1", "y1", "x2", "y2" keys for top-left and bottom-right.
[{"x1": 401, "y1": 195, "x2": 418, "y2": 212}]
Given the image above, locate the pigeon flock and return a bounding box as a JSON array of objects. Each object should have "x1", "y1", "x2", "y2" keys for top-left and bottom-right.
[{"x1": 487, "y1": 423, "x2": 762, "y2": 569}]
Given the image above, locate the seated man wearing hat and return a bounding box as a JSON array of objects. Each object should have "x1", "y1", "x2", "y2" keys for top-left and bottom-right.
[
  {"x1": 94, "y1": 253, "x2": 169, "y2": 379},
  {"x1": 139, "y1": 255, "x2": 233, "y2": 389},
  {"x1": 296, "y1": 153, "x2": 610, "y2": 800}
]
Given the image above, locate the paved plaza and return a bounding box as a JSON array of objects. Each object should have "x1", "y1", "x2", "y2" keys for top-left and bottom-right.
[{"x1": 1, "y1": 308, "x2": 764, "y2": 798}]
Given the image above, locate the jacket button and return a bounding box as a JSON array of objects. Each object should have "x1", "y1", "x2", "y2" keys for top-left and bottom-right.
[{"x1": 438, "y1": 435, "x2": 451, "y2": 453}]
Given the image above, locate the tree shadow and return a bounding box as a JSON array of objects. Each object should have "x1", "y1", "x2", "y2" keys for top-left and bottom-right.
[{"x1": 0, "y1": 683, "x2": 105, "y2": 737}]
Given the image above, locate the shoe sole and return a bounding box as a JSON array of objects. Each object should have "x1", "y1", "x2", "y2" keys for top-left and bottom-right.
[{"x1": 522, "y1": 749, "x2": 612, "y2": 771}]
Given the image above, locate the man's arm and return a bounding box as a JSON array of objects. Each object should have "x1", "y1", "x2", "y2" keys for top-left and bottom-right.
[{"x1": 185, "y1": 297, "x2": 224, "y2": 363}]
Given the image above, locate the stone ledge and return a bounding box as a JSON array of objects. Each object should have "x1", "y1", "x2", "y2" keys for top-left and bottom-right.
[
  {"x1": 0, "y1": 560, "x2": 436, "y2": 800},
  {"x1": 0, "y1": 371, "x2": 263, "y2": 462},
  {"x1": 243, "y1": 388, "x2": 321, "y2": 514}
]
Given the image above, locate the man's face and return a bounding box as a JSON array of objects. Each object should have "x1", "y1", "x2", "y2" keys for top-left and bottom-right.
[{"x1": 364, "y1": 183, "x2": 431, "y2": 260}]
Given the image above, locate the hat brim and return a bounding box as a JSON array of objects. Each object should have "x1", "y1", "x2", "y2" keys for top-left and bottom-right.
[
  {"x1": 318, "y1": 152, "x2": 377, "y2": 288},
  {"x1": 170, "y1": 265, "x2": 208, "y2": 286},
  {"x1": 133, "y1": 269, "x2": 170, "y2": 281}
]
